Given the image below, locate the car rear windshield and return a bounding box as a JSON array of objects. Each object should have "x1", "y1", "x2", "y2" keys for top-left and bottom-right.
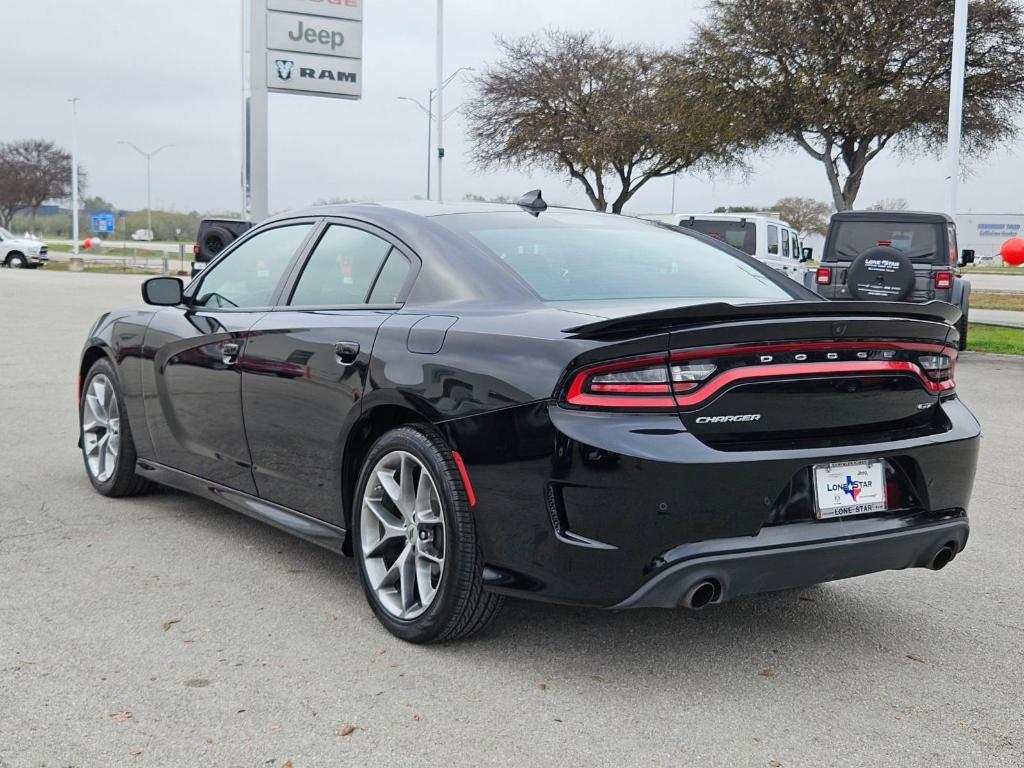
[
  {"x1": 676, "y1": 218, "x2": 756, "y2": 255},
  {"x1": 826, "y1": 221, "x2": 940, "y2": 262},
  {"x1": 438, "y1": 211, "x2": 792, "y2": 302}
]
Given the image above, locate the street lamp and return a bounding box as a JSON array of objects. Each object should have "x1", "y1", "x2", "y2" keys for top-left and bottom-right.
[
  {"x1": 68, "y1": 97, "x2": 80, "y2": 254},
  {"x1": 398, "y1": 66, "x2": 473, "y2": 200},
  {"x1": 117, "y1": 141, "x2": 175, "y2": 236}
]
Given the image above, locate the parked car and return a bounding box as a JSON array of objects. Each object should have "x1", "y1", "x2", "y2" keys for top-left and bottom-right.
[
  {"x1": 130, "y1": 229, "x2": 155, "y2": 241},
  {"x1": 813, "y1": 211, "x2": 973, "y2": 348},
  {"x1": 78, "y1": 197, "x2": 979, "y2": 643},
  {"x1": 0, "y1": 227, "x2": 48, "y2": 268},
  {"x1": 644, "y1": 213, "x2": 809, "y2": 281}
]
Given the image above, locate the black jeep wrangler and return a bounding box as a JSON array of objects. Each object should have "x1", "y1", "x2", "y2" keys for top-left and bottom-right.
[{"x1": 813, "y1": 211, "x2": 974, "y2": 348}]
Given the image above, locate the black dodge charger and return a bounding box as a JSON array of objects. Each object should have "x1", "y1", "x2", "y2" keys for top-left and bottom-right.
[{"x1": 78, "y1": 198, "x2": 980, "y2": 643}]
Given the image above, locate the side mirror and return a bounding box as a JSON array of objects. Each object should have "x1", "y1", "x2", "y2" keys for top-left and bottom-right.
[
  {"x1": 801, "y1": 247, "x2": 814, "y2": 262},
  {"x1": 142, "y1": 276, "x2": 184, "y2": 306},
  {"x1": 960, "y1": 249, "x2": 975, "y2": 266}
]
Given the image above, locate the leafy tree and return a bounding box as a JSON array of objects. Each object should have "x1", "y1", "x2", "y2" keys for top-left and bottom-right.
[
  {"x1": 464, "y1": 30, "x2": 759, "y2": 214},
  {"x1": 692, "y1": 0, "x2": 1024, "y2": 210},
  {"x1": 772, "y1": 197, "x2": 831, "y2": 238},
  {"x1": 0, "y1": 140, "x2": 83, "y2": 229}
]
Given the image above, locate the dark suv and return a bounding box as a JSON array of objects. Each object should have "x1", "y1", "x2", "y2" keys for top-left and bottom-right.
[{"x1": 813, "y1": 211, "x2": 974, "y2": 348}]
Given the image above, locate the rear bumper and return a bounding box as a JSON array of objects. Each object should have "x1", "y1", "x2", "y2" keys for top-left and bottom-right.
[
  {"x1": 441, "y1": 397, "x2": 980, "y2": 609},
  {"x1": 612, "y1": 516, "x2": 968, "y2": 609}
]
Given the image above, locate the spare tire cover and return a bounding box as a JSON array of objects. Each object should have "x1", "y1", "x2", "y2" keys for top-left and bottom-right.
[
  {"x1": 846, "y1": 246, "x2": 915, "y2": 301},
  {"x1": 200, "y1": 227, "x2": 232, "y2": 261}
]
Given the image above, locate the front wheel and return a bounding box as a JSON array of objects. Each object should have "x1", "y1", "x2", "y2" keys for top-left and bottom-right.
[
  {"x1": 353, "y1": 426, "x2": 503, "y2": 643},
  {"x1": 6, "y1": 253, "x2": 26, "y2": 269}
]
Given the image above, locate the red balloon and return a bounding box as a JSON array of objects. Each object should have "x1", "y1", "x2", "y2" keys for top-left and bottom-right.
[
  {"x1": 83, "y1": 238, "x2": 92, "y2": 250},
  {"x1": 1002, "y1": 237, "x2": 1024, "y2": 267}
]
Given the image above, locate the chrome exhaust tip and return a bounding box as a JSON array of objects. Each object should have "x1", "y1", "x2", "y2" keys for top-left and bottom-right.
[{"x1": 682, "y1": 580, "x2": 719, "y2": 610}]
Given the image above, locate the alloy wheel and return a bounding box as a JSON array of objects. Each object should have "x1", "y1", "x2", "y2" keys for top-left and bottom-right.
[
  {"x1": 82, "y1": 374, "x2": 121, "y2": 483},
  {"x1": 360, "y1": 450, "x2": 446, "y2": 620}
]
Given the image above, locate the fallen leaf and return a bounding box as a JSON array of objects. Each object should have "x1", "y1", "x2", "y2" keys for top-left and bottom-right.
[
  {"x1": 161, "y1": 618, "x2": 182, "y2": 632},
  {"x1": 336, "y1": 725, "x2": 356, "y2": 737},
  {"x1": 591, "y1": 675, "x2": 605, "y2": 683},
  {"x1": 769, "y1": 760, "x2": 783, "y2": 767},
  {"x1": 328, "y1": 613, "x2": 337, "y2": 621},
  {"x1": 130, "y1": 750, "x2": 143, "y2": 757},
  {"x1": 110, "y1": 711, "x2": 133, "y2": 722},
  {"x1": 205, "y1": 736, "x2": 214, "y2": 744},
  {"x1": 412, "y1": 714, "x2": 421, "y2": 722},
  {"x1": 907, "y1": 654, "x2": 926, "y2": 663},
  {"x1": 283, "y1": 762, "x2": 293, "y2": 768},
  {"x1": 537, "y1": 682, "x2": 547, "y2": 691},
  {"x1": 377, "y1": 649, "x2": 386, "y2": 655},
  {"x1": 270, "y1": 724, "x2": 281, "y2": 732},
  {"x1": 758, "y1": 668, "x2": 776, "y2": 678}
]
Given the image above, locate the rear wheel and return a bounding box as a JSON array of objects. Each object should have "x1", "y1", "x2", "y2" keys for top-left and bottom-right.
[
  {"x1": 80, "y1": 359, "x2": 153, "y2": 497},
  {"x1": 353, "y1": 426, "x2": 503, "y2": 643}
]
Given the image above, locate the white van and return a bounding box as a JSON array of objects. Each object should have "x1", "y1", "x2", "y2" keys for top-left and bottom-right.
[{"x1": 643, "y1": 213, "x2": 809, "y2": 282}]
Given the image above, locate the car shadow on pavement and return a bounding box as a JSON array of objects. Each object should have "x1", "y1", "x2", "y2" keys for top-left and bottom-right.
[{"x1": 140, "y1": 483, "x2": 942, "y2": 686}]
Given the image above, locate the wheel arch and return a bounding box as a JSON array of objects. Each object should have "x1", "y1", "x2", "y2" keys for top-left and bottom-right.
[
  {"x1": 79, "y1": 342, "x2": 116, "y2": 402},
  {"x1": 340, "y1": 399, "x2": 440, "y2": 554},
  {"x1": 4, "y1": 250, "x2": 25, "y2": 265}
]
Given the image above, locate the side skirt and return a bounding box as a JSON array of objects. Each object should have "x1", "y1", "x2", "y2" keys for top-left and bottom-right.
[{"x1": 136, "y1": 459, "x2": 348, "y2": 555}]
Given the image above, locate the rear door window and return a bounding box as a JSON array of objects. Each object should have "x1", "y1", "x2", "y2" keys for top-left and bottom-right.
[
  {"x1": 767, "y1": 225, "x2": 779, "y2": 255},
  {"x1": 828, "y1": 221, "x2": 939, "y2": 262},
  {"x1": 780, "y1": 228, "x2": 790, "y2": 258},
  {"x1": 290, "y1": 225, "x2": 393, "y2": 306}
]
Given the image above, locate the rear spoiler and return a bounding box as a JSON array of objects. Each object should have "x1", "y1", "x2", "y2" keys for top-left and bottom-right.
[{"x1": 563, "y1": 300, "x2": 962, "y2": 338}]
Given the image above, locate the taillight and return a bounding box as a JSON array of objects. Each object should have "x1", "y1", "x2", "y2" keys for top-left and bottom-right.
[
  {"x1": 918, "y1": 353, "x2": 955, "y2": 389},
  {"x1": 935, "y1": 271, "x2": 953, "y2": 290},
  {"x1": 566, "y1": 356, "x2": 675, "y2": 408},
  {"x1": 816, "y1": 267, "x2": 832, "y2": 285}
]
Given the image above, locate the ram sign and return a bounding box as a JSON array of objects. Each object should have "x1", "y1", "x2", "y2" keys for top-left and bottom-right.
[{"x1": 263, "y1": 0, "x2": 362, "y2": 100}]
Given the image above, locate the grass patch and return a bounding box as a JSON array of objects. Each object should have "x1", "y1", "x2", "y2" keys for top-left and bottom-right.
[
  {"x1": 967, "y1": 324, "x2": 1024, "y2": 355},
  {"x1": 970, "y1": 290, "x2": 1024, "y2": 311},
  {"x1": 46, "y1": 242, "x2": 176, "y2": 259},
  {"x1": 962, "y1": 266, "x2": 1019, "y2": 274}
]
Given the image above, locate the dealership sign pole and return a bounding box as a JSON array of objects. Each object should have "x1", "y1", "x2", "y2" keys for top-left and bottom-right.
[{"x1": 247, "y1": 0, "x2": 363, "y2": 221}]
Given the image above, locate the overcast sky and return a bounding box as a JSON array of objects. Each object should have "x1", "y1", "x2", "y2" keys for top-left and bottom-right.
[{"x1": 5, "y1": 0, "x2": 1022, "y2": 216}]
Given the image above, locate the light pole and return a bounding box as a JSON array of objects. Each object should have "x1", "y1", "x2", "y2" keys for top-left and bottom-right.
[
  {"x1": 946, "y1": 0, "x2": 969, "y2": 217},
  {"x1": 435, "y1": 0, "x2": 444, "y2": 202},
  {"x1": 68, "y1": 97, "x2": 80, "y2": 254},
  {"x1": 398, "y1": 66, "x2": 473, "y2": 200},
  {"x1": 118, "y1": 141, "x2": 174, "y2": 235}
]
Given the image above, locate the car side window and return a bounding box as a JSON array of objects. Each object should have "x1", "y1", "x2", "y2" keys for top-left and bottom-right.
[
  {"x1": 367, "y1": 251, "x2": 411, "y2": 304},
  {"x1": 781, "y1": 228, "x2": 790, "y2": 258},
  {"x1": 290, "y1": 225, "x2": 394, "y2": 306},
  {"x1": 194, "y1": 224, "x2": 312, "y2": 308},
  {"x1": 791, "y1": 231, "x2": 800, "y2": 260},
  {"x1": 947, "y1": 224, "x2": 958, "y2": 266},
  {"x1": 767, "y1": 225, "x2": 779, "y2": 255}
]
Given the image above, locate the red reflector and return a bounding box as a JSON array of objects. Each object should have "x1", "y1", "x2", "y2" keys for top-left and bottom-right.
[
  {"x1": 193, "y1": 244, "x2": 200, "y2": 256},
  {"x1": 935, "y1": 271, "x2": 953, "y2": 289},
  {"x1": 452, "y1": 451, "x2": 476, "y2": 507},
  {"x1": 816, "y1": 267, "x2": 832, "y2": 285}
]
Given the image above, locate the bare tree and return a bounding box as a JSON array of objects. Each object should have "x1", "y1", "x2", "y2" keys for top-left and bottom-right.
[
  {"x1": 0, "y1": 140, "x2": 82, "y2": 230},
  {"x1": 464, "y1": 31, "x2": 759, "y2": 214},
  {"x1": 772, "y1": 197, "x2": 831, "y2": 238},
  {"x1": 868, "y1": 198, "x2": 912, "y2": 211},
  {"x1": 692, "y1": 0, "x2": 1024, "y2": 210}
]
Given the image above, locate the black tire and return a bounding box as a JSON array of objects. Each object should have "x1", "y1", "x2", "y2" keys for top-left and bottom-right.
[
  {"x1": 352, "y1": 425, "x2": 503, "y2": 643},
  {"x1": 200, "y1": 227, "x2": 232, "y2": 261},
  {"x1": 6, "y1": 252, "x2": 26, "y2": 269},
  {"x1": 80, "y1": 358, "x2": 154, "y2": 497},
  {"x1": 846, "y1": 246, "x2": 915, "y2": 301}
]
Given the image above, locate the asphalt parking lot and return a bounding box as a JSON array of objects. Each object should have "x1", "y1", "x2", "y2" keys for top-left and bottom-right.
[{"x1": 1, "y1": 270, "x2": 1022, "y2": 767}]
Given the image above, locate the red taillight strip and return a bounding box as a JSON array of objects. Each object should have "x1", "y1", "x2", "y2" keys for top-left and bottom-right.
[
  {"x1": 673, "y1": 360, "x2": 951, "y2": 408},
  {"x1": 452, "y1": 451, "x2": 477, "y2": 507},
  {"x1": 566, "y1": 354, "x2": 675, "y2": 407}
]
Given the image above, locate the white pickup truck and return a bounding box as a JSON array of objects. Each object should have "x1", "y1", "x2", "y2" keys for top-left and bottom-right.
[
  {"x1": 0, "y1": 227, "x2": 48, "y2": 268},
  {"x1": 643, "y1": 213, "x2": 810, "y2": 282}
]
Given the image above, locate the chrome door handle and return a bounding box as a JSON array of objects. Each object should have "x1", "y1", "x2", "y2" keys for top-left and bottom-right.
[
  {"x1": 334, "y1": 341, "x2": 360, "y2": 366},
  {"x1": 222, "y1": 342, "x2": 240, "y2": 365}
]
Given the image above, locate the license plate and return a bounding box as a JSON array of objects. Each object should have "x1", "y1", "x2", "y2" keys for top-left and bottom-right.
[{"x1": 813, "y1": 460, "x2": 887, "y2": 519}]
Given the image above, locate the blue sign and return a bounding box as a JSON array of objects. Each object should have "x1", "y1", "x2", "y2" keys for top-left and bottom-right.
[{"x1": 91, "y1": 213, "x2": 115, "y2": 233}]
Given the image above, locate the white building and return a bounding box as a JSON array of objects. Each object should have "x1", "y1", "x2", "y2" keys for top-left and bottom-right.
[{"x1": 954, "y1": 213, "x2": 1023, "y2": 265}]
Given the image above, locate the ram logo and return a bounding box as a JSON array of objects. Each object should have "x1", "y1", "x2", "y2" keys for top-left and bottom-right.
[
  {"x1": 694, "y1": 414, "x2": 762, "y2": 424},
  {"x1": 274, "y1": 59, "x2": 295, "y2": 81}
]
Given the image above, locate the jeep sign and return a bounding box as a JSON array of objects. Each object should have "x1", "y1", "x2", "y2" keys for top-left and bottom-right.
[
  {"x1": 267, "y1": 51, "x2": 361, "y2": 99},
  {"x1": 267, "y1": 13, "x2": 362, "y2": 59}
]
